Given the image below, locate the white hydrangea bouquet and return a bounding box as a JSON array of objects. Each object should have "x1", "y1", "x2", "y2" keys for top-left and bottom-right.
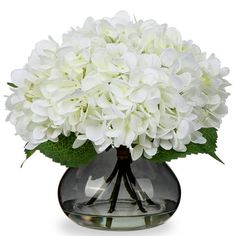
[{"x1": 6, "y1": 11, "x2": 230, "y2": 167}]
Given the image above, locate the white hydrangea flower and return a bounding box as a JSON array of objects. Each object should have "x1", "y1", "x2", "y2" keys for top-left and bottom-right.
[{"x1": 6, "y1": 11, "x2": 230, "y2": 160}]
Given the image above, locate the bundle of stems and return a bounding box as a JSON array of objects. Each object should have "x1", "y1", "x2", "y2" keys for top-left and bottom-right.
[{"x1": 86, "y1": 146, "x2": 155, "y2": 213}]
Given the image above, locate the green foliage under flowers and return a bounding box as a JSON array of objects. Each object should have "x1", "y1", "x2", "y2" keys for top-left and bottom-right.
[
  {"x1": 150, "y1": 128, "x2": 223, "y2": 164},
  {"x1": 24, "y1": 127, "x2": 222, "y2": 167},
  {"x1": 24, "y1": 133, "x2": 97, "y2": 167}
]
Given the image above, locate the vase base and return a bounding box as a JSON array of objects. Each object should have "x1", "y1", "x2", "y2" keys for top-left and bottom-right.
[{"x1": 62, "y1": 199, "x2": 177, "y2": 231}]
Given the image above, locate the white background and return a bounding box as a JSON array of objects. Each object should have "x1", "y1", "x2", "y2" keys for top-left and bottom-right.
[{"x1": 0, "y1": 0, "x2": 235, "y2": 235}]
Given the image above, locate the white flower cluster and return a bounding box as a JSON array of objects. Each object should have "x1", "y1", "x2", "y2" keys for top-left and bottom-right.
[{"x1": 6, "y1": 11, "x2": 230, "y2": 160}]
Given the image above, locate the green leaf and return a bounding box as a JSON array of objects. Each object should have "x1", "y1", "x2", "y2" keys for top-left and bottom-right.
[
  {"x1": 25, "y1": 148, "x2": 36, "y2": 158},
  {"x1": 150, "y1": 128, "x2": 224, "y2": 164},
  {"x1": 24, "y1": 133, "x2": 97, "y2": 167},
  {"x1": 7, "y1": 82, "x2": 17, "y2": 88},
  {"x1": 20, "y1": 146, "x2": 36, "y2": 168}
]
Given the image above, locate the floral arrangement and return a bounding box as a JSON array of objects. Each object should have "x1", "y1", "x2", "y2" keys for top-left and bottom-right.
[{"x1": 6, "y1": 11, "x2": 230, "y2": 166}]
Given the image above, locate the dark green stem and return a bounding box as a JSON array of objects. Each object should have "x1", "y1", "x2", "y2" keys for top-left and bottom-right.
[
  {"x1": 105, "y1": 217, "x2": 112, "y2": 228},
  {"x1": 85, "y1": 146, "x2": 155, "y2": 216},
  {"x1": 108, "y1": 168, "x2": 122, "y2": 213},
  {"x1": 126, "y1": 164, "x2": 155, "y2": 205},
  {"x1": 123, "y1": 170, "x2": 147, "y2": 212},
  {"x1": 122, "y1": 170, "x2": 138, "y2": 201},
  {"x1": 86, "y1": 161, "x2": 119, "y2": 205}
]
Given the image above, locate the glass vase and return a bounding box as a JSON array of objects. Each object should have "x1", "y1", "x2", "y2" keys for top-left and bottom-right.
[{"x1": 58, "y1": 146, "x2": 181, "y2": 231}]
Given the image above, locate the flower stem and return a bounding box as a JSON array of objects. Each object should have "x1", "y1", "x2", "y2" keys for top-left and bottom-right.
[
  {"x1": 123, "y1": 169, "x2": 147, "y2": 212},
  {"x1": 86, "y1": 161, "x2": 119, "y2": 205},
  {"x1": 105, "y1": 217, "x2": 112, "y2": 228},
  {"x1": 108, "y1": 167, "x2": 123, "y2": 213},
  {"x1": 126, "y1": 164, "x2": 155, "y2": 205},
  {"x1": 85, "y1": 146, "x2": 155, "y2": 215}
]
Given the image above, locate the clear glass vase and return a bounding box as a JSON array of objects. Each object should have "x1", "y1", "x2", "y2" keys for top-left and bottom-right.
[{"x1": 58, "y1": 146, "x2": 181, "y2": 231}]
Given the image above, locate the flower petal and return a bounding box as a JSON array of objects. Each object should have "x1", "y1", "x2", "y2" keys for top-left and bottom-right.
[
  {"x1": 33, "y1": 126, "x2": 47, "y2": 140},
  {"x1": 130, "y1": 87, "x2": 147, "y2": 103},
  {"x1": 72, "y1": 138, "x2": 86, "y2": 148},
  {"x1": 177, "y1": 120, "x2": 190, "y2": 139},
  {"x1": 131, "y1": 145, "x2": 143, "y2": 161},
  {"x1": 160, "y1": 48, "x2": 177, "y2": 67},
  {"x1": 86, "y1": 125, "x2": 104, "y2": 142},
  {"x1": 160, "y1": 140, "x2": 172, "y2": 150},
  {"x1": 31, "y1": 100, "x2": 50, "y2": 116}
]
